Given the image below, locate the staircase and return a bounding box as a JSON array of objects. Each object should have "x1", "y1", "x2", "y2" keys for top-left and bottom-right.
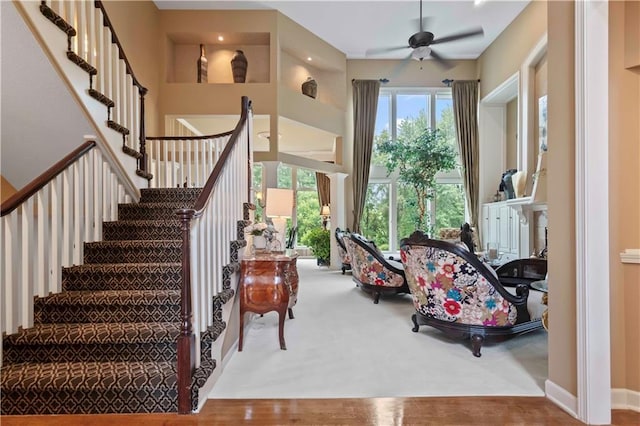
[
  {"x1": 0, "y1": 188, "x2": 248, "y2": 414},
  {"x1": 2, "y1": 1, "x2": 254, "y2": 415}
]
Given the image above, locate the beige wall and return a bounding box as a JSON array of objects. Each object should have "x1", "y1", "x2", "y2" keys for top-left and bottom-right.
[
  {"x1": 547, "y1": 0, "x2": 577, "y2": 396},
  {"x1": 477, "y1": 1, "x2": 547, "y2": 99},
  {"x1": 609, "y1": 0, "x2": 640, "y2": 392}
]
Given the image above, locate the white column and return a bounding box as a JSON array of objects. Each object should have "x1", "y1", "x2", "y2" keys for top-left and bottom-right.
[
  {"x1": 574, "y1": 1, "x2": 610, "y2": 424},
  {"x1": 261, "y1": 161, "x2": 280, "y2": 193},
  {"x1": 327, "y1": 173, "x2": 348, "y2": 270}
]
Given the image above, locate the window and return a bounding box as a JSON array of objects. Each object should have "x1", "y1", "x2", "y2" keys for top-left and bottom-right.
[
  {"x1": 295, "y1": 169, "x2": 319, "y2": 243},
  {"x1": 366, "y1": 88, "x2": 466, "y2": 251},
  {"x1": 254, "y1": 164, "x2": 321, "y2": 247}
]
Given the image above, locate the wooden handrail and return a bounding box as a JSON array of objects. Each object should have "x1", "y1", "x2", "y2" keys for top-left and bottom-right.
[
  {"x1": 1, "y1": 141, "x2": 96, "y2": 217},
  {"x1": 192, "y1": 96, "x2": 251, "y2": 214},
  {"x1": 145, "y1": 130, "x2": 234, "y2": 141},
  {"x1": 94, "y1": 0, "x2": 147, "y2": 93}
]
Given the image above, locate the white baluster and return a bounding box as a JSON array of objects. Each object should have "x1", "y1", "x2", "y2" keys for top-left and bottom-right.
[
  {"x1": 76, "y1": 0, "x2": 86, "y2": 61},
  {"x1": 36, "y1": 185, "x2": 50, "y2": 296},
  {"x1": 93, "y1": 153, "x2": 103, "y2": 241},
  {"x1": 73, "y1": 161, "x2": 82, "y2": 265},
  {"x1": 50, "y1": 175, "x2": 62, "y2": 293},
  {"x1": 21, "y1": 199, "x2": 34, "y2": 328},
  {"x1": 3, "y1": 212, "x2": 18, "y2": 333},
  {"x1": 179, "y1": 139, "x2": 185, "y2": 187},
  {"x1": 62, "y1": 168, "x2": 72, "y2": 267},
  {"x1": 83, "y1": 150, "x2": 94, "y2": 243}
]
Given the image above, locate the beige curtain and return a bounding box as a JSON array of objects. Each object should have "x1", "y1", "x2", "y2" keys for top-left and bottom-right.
[
  {"x1": 452, "y1": 80, "x2": 480, "y2": 230},
  {"x1": 315, "y1": 172, "x2": 330, "y2": 212},
  {"x1": 351, "y1": 79, "x2": 380, "y2": 233}
]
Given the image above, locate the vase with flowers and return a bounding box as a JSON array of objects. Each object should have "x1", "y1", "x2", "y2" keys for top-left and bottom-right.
[{"x1": 244, "y1": 222, "x2": 277, "y2": 252}]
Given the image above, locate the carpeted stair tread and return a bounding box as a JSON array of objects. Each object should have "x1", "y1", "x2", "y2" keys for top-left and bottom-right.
[
  {"x1": 117, "y1": 202, "x2": 196, "y2": 220},
  {"x1": 4, "y1": 322, "x2": 179, "y2": 346},
  {"x1": 62, "y1": 263, "x2": 182, "y2": 291},
  {"x1": 34, "y1": 289, "x2": 182, "y2": 323},
  {"x1": 140, "y1": 187, "x2": 202, "y2": 204},
  {"x1": 1, "y1": 361, "x2": 176, "y2": 392},
  {"x1": 83, "y1": 240, "x2": 182, "y2": 264},
  {"x1": 102, "y1": 220, "x2": 181, "y2": 241},
  {"x1": 37, "y1": 289, "x2": 181, "y2": 306}
]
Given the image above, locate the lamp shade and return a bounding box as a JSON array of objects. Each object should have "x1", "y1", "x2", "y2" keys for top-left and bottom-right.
[
  {"x1": 265, "y1": 188, "x2": 293, "y2": 218},
  {"x1": 320, "y1": 205, "x2": 331, "y2": 216}
]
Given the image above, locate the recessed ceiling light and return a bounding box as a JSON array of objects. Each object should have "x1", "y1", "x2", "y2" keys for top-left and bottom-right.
[
  {"x1": 218, "y1": 36, "x2": 224, "y2": 42},
  {"x1": 307, "y1": 57, "x2": 312, "y2": 61},
  {"x1": 474, "y1": 0, "x2": 485, "y2": 6}
]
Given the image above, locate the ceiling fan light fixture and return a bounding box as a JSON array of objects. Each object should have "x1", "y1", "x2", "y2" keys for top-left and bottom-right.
[{"x1": 411, "y1": 46, "x2": 431, "y2": 61}]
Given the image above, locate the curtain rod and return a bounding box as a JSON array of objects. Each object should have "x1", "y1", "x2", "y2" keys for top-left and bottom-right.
[
  {"x1": 442, "y1": 79, "x2": 481, "y2": 87},
  {"x1": 351, "y1": 78, "x2": 389, "y2": 84}
]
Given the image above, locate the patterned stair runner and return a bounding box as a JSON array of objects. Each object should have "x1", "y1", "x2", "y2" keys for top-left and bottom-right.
[{"x1": 0, "y1": 188, "x2": 218, "y2": 414}]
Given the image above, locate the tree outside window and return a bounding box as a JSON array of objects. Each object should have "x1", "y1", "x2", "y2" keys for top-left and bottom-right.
[{"x1": 365, "y1": 89, "x2": 467, "y2": 251}]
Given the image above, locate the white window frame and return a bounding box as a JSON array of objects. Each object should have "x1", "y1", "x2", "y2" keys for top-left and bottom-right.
[{"x1": 370, "y1": 87, "x2": 466, "y2": 251}]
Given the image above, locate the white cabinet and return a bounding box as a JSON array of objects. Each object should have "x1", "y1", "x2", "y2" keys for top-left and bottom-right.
[{"x1": 481, "y1": 202, "x2": 520, "y2": 262}]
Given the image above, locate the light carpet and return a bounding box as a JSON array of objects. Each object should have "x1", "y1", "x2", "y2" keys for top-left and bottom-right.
[{"x1": 209, "y1": 259, "x2": 548, "y2": 399}]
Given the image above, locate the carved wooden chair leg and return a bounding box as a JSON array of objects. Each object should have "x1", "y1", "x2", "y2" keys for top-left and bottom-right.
[
  {"x1": 411, "y1": 314, "x2": 420, "y2": 332},
  {"x1": 471, "y1": 334, "x2": 484, "y2": 357},
  {"x1": 278, "y1": 309, "x2": 287, "y2": 350},
  {"x1": 373, "y1": 292, "x2": 381, "y2": 304},
  {"x1": 288, "y1": 308, "x2": 294, "y2": 319}
]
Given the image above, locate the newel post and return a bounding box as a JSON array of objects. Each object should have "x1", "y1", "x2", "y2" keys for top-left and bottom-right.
[
  {"x1": 176, "y1": 208, "x2": 195, "y2": 414},
  {"x1": 138, "y1": 86, "x2": 148, "y2": 174}
]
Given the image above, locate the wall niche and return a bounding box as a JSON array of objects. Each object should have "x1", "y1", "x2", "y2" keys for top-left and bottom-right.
[{"x1": 166, "y1": 33, "x2": 270, "y2": 84}]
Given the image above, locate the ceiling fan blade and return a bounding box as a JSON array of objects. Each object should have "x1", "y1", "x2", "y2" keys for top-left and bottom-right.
[
  {"x1": 430, "y1": 27, "x2": 484, "y2": 45},
  {"x1": 388, "y1": 52, "x2": 415, "y2": 79},
  {"x1": 365, "y1": 46, "x2": 410, "y2": 56},
  {"x1": 429, "y1": 49, "x2": 454, "y2": 70}
]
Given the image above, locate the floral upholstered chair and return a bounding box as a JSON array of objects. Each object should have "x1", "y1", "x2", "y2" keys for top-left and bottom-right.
[
  {"x1": 344, "y1": 233, "x2": 409, "y2": 304},
  {"x1": 400, "y1": 230, "x2": 544, "y2": 357},
  {"x1": 334, "y1": 227, "x2": 352, "y2": 275}
]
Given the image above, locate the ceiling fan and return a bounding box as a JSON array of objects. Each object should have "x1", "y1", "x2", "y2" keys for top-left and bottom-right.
[{"x1": 366, "y1": 0, "x2": 484, "y2": 69}]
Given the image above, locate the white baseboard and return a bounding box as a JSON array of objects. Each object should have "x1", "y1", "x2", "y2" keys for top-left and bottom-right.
[
  {"x1": 546, "y1": 379, "x2": 578, "y2": 419},
  {"x1": 612, "y1": 388, "x2": 640, "y2": 412}
]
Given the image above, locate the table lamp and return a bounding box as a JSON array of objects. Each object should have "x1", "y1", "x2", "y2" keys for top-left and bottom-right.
[
  {"x1": 320, "y1": 204, "x2": 331, "y2": 230},
  {"x1": 265, "y1": 188, "x2": 293, "y2": 252}
]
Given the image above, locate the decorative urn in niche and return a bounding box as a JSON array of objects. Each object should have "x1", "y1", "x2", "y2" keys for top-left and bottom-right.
[
  {"x1": 301, "y1": 77, "x2": 317, "y2": 99},
  {"x1": 230, "y1": 50, "x2": 248, "y2": 83},
  {"x1": 197, "y1": 44, "x2": 208, "y2": 83}
]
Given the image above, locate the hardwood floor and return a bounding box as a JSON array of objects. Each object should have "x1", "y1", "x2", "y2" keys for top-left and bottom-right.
[{"x1": 2, "y1": 397, "x2": 639, "y2": 425}]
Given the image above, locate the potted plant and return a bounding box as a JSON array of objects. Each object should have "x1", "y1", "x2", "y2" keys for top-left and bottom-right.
[{"x1": 301, "y1": 227, "x2": 331, "y2": 266}]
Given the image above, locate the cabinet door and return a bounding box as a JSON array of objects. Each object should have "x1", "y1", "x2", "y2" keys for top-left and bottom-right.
[
  {"x1": 481, "y1": 205, "x2": 490, "y2": 248},
  {"x1": 498, "y1": 205, "x2": 511, "y2": 252},
  {"x1": 488, "y1": 205, "x2": 500, "y2": 247},
  {"x1": 509, "y1": 210, "x2": 520, "y2": 254}
]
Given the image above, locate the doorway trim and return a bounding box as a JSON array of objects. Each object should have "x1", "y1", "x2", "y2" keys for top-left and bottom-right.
[{"x1": 574, "y1": 1, "x2": 611, "y2": 424}]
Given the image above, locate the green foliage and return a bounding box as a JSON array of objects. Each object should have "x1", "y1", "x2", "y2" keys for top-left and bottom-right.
[
  {"x1": 378, "y1": 124, "x2": 458, "y2": 229},
  {"x1": 301, "y1": 227, "x2": 331, "y2": 263},
  {"x1": 360, "y1": 183, "x2": 389, "y2": 250},
  {"x1": 435, "y1": 183, "x2": 465, "y2": 230},
  {"x1": 295, "y1": 191, "x2": 321, "y2": 245}
]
